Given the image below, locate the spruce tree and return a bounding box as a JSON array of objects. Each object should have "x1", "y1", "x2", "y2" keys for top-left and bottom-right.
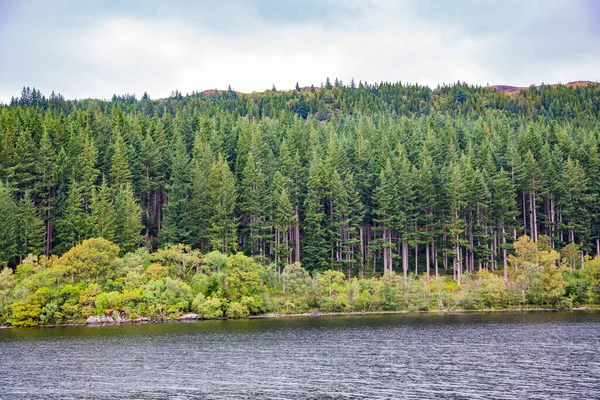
[
  {"x1": 190, "y1": 137, "x2": 214, "y2": 250},
  {"x1": 239, "y1": 153, "x2": 268, "y2": 255},
  {"x1": 16, "y1": 191, "x2": 45, "y2": 259},
  {"x1": 207, "y1": 154, "x2": 237, "y2": 253},
  {"x1": 115, "y1": 183, "x2": 144, "y2": 253},
  {"x1": 372, "y1": 159, "x2": 398, "y2": 274},
  {"x1": 161, "y1": 130, "x2": 192, "y2": 245},
  {"x1": 302, "y1": 153, "x2": 328, "y2": 271},
  {"x1": 36, "y1": 127, "x2": 56, "y2": 255},
  {"x1": 110, "y1": 128, "x2": 133, "y2": 187},
  {"x1": 90, "y1": 178, "x2": 116, "y2": 242},
  {"x1": 491, "y1": 169, "x2": 518, "y2": 280},
  {"x1": 0, "y1": 182, "x2": 17, "y2": 266},
  {"x1": 272, "y1": 174, "x2": 295, "y2": 269},
  {"x1": 9, "y1": 129, "x2": 37, "y2": 198},
  {"x1": 76, "y1": 131, "x2": 100, "y2": 213},
  {"x1": 55, "y1": 182, "x2": 88, "y2": 253}
]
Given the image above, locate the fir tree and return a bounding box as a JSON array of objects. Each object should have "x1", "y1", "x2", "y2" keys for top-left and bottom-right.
[
  {"x1": 239, "y1": 153, "x2": 268, "y2": 255},
  {"x1": 110, "y1": 128, "x2": 133, "y2": 187},
  {"x1": 161, "y1": 130, "x2": 192, "y2": 245},
  {"x1": 207, "y1": 154, "x2": 237, "y2": 253},
  {"x1": 90, "y1": 178, "x2": 116, "y2": 242},
  {"x1": 373, "y1": 159, "x2": 398, "y2": 274},
  {"x1": 115, "y1": 183, "x2": 144, "y2": 254},
  {"x1": 302, "y1": 153, "x2": 328, "y2": 271},
  {"x1": 0, "y1": 182, "x2": 17, "y2": 266}
]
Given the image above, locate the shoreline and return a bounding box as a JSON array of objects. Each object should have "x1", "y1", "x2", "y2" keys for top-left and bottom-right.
[{"x1": 1, "y1": 306, "x2": 599, "y2": 330}]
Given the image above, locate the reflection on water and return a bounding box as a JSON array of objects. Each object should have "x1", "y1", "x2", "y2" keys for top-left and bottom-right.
[{"x1": 1, "y1": 311, "x2": 599, "y2": 399}]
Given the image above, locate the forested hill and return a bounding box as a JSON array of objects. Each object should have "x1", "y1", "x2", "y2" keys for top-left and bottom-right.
[{"x1": 2, "y1": 79, "x2": 600, "y2": 279}]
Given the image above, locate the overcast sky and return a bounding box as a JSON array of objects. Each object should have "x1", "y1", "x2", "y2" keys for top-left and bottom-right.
[{"x1": 1, "y1": 0, "x2": 599, "y2": 102}]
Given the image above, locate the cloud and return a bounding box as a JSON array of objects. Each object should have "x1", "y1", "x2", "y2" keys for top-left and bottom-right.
[{"x1": 1, "y1": 0, "x2": 599, "y2": 102}]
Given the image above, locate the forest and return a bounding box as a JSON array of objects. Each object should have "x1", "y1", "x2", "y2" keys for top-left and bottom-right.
[{"x1": 2, "y1": 79, "x2": 600, "y2": 326}]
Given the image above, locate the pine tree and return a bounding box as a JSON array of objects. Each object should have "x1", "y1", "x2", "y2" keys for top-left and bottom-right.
[
  {"x1": 55, "y1": 182, "x2": 88, "y2": 253},
  {"x1": 519, "y1": 150, "x2": 541, "y2": 242},
  {"x1": 9, "y1": 129, "x2": 38, "y2": 198},
  {"x1": 394, "y1": 144, "x2": 413, "y2": 279},
  {"x1": 302, "y1": 153, "x2": 328, "y2": 271},
  {"x1": 207, "y1": 154, "x2": 237, "y2": 253},
  {"x1": 447, "y1": 163, "x2": 467, "y2": 284},
  {"x1": 491, "y1": 169, "x2": 518, "y2": 280},
  {"x1": 110, "y1": 128, "x2": 132, "y2": 187},
  {"x1": 190, "y1": 137, "x2": 214, "y2": 250},
  {"x1": 140, "y1": 130, "x2": 163, "y2": 243},
  {"x1": 239, "y1": 153, "x2": 268, "y2": 255},
  {"x1": 16, "y1": 191, "x2": 45, "y2": 259},
  {"x1": 372, "y1": 159, "x2": 398, "y2": 274},
  {"x1": 161, "y1": 130, "x2": 192, "y2": 245},
  {"x1": 0, "y1": 182, "x2": 17, "y2": 266},
  {"x1": 0, "y1": 116, "x2": 16, "y2": 181},
  {"x1": 115, "y1": 183, "x2": 144, "y2": 253},
  {"x1": 561, "y1": 157, "x2": 592, "y2": 248},
  {"x1": 174, "y1": 110, "x2": 195, "y2": 154},
  {"x1": 90, "y1": 178, "x2": 116, "y2": 242},
  {"x1": 416, "y1": 152, "x2": 437, "y2": 277},
  {"x1": 272, "y1": 174, "x2": 295, "y2": 270},
  {"x1": 36, "y1": 127, "x2": 56, "y2": 255},
  {"x1": 339, "y1": 173, "x2": 364, "y2": 278},
  {"x1": 76, "y1": 131, "x2": 100, "y2": 213}
]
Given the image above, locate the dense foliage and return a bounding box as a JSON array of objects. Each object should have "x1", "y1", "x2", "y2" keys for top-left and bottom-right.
[
  {"x1": 1, "y1": 235, "x2": 599, "y2": 326},
  {"x1": 2, "y1": 80, "x2": 600, "y2": 325}
]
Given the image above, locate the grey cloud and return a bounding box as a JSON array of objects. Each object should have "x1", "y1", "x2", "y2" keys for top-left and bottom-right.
[{"x1": 1, "y1": 0, "x2": 599, "y2": 102}]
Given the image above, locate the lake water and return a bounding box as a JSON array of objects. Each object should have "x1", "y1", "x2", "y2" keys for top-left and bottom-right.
[{"x1": 0, "y1": 311, "x2": 599, "y2": 399}]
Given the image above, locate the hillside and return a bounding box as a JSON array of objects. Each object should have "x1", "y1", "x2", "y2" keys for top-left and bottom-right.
[
  {"x1": 2, "y1": 79, "x2": 600, "y2": 326},
  {"x1": 488, "y1": 80, "x2": 598, "y2": 95}
]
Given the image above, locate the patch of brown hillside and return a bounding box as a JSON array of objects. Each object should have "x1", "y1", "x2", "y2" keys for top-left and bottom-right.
[{"x1": 488, "y1": 80, "x2": 598, "y2": 95}]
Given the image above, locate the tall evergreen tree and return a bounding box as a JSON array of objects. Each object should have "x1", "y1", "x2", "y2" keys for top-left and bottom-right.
[
  {"x1": 190, "y1": 137, "x2": 214, "y2": 250},
  {"x1": 9, "y1": 129, "x2": 37, "y2": 198},
  {"x1": 115, "y1": 183, "x2": 144, "y2": 254},
  {"x1": 36, "y1": 127, "x2": 56, "y2": 255},
  {"x1": 110, "y1": 128, "x2": 132, "y2": 187},
  {"x1": 0, "y1": 182, "x2": 17, "y2": 266},
  {"x1": 90, "y1": 178, "x2": 116, "y2": 242},
  {"x1": 302, "y1": 153, "x2": 328, "y2": 271},
  {"x1": 373, "y1": 159, "x2": 398, "y2": 274},
  {"x1": 207, "y1": 154, "x2": 237, "y2": 253},
  {"x1": 55, "y1": 182, "x2": 88, "y2": 253},
  {"x1": 491, "y1": 169, "x2": 519, "y2": 280},
  {"x1": 16, "y1": 191, "x2": 45, "y2": 259},
  {"x1": 161, "y1": 130, "x2": 192, "y2": 245},
  {"x1": 239, "y1": 153, "x2": 268, "y2": 255}
]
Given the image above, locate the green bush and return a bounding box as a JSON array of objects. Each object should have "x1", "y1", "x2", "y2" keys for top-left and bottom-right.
[
  {"x1": 226, "y1": 301, "x2": 249, "y2": 318},
  {"x1": 192, "y1": 294, "x2": 223, "y2": 318}
]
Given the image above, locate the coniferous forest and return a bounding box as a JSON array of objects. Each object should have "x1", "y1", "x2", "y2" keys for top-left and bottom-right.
[{"x1": 2, "y1": 80, "x2": 600, "y2": 326}]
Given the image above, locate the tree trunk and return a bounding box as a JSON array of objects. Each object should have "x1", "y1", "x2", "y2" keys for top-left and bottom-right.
[
  {"x1": 294, "y1": 206, "x2": 300, "y2": 263},
  {"x1": 426, "y1": 242, "x2": 430, "y2": 278},
  {"x1": 402, "y1": 239, "x2": 408, "y2": 281},
  {"x1": 502, "y1": 224, "x2": 508, "y2": 282}
]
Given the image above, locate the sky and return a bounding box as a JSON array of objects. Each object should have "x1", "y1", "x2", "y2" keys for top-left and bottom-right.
[{"x1": 1, "y1": 0, "x2": 599, "y2": 102}]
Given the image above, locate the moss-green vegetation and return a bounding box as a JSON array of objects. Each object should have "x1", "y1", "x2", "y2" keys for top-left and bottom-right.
[{"x1": 1, "y1": 236, "x2": 598, "y2": 327}]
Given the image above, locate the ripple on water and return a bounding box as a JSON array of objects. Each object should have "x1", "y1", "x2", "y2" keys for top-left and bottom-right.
[{"x1": 0, "y1": 311, "x2": 599, "y2": 399}]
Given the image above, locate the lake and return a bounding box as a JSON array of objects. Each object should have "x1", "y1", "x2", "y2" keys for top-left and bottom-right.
[{"x1": 1, "y1": 311, "x2": 599, "y2": 399}]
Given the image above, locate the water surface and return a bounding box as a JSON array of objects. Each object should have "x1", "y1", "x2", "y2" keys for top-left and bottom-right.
[{"x1": 1, "y1": 311, "x2": 599, "y2": 399}]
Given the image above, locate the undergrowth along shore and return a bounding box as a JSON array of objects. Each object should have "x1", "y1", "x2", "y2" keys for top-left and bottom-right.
[{"x1": 2, "y1": 236, "x2": 600, "y2": 328}]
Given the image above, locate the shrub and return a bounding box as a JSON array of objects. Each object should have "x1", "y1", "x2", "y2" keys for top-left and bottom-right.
[
  {"x1": 226, "y1": 301, "x2": 249, "y2": 318},
  {"x1": 192, "y1": 294, "x2": 223, "y2": 319}
]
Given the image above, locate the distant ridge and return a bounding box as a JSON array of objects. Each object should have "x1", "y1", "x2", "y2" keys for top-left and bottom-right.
[
  {"x1": 180, "y1": 80, "x2": 600, "y2": 100},
  {"x1": 488, "y1": 80, "x2": 599, "y2": 95}
]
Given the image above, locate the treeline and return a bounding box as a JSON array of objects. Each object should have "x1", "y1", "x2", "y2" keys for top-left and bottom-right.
[
  {"x1": 1, "y1": 236, "x2": 599, "y2": 327},
  {"x1": 2, "y1": 80, "x2": 600, "y2": 281}
]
